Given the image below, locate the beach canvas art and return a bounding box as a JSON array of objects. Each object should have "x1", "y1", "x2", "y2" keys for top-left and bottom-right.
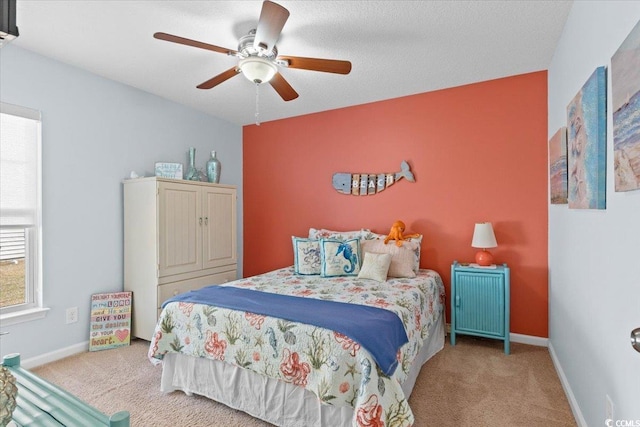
[
  {"x1": 611, "y1": 19, "x2": 640, "y2": 192},
  {"x1": 566, "y1": 67, "x2": 607, "y2": 210},
  {"x1": 549, "y1": 127, "x2": 568, "y2": 204}
]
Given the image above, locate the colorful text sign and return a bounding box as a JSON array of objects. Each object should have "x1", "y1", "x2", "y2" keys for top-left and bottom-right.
[{"x1": 89, "y1": 292, "x2": 132, "y2": 351}]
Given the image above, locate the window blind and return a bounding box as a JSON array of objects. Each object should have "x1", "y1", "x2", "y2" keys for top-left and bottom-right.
[{"x1": 0, "y1": 103, "x2": 41, "y2": 227}]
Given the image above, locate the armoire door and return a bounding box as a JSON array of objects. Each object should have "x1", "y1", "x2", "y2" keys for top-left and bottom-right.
[
  {"x1": 158, "y1": 181, "x2": 202, "y2": 277},
  {"x1": 202, "y1": 186, "x2": 237, "y2": 269}
]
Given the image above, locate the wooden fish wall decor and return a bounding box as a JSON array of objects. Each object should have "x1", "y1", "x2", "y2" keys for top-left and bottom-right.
[{"x1": 332, "y1": 161, "x2": 415, "y2": 195}]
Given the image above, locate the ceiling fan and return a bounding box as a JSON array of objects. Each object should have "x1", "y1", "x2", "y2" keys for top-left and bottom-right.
[{"x1": 153, "y1": 0, "x2": 352, "y2": 102}]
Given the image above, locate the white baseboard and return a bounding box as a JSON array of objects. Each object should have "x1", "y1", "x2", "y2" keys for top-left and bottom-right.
[
  {"x1": 548, "y1": 341, "x2": 587, "y2": 427},
  {"x1": 20, "y1": 341, "x2": 89, "y2": 369},
  {"x1": 445, "y1": 323, "x2": 548, "y2": 347},
  {"x1": 510, "y1": 332, "x2": 548, "y2": 347}
]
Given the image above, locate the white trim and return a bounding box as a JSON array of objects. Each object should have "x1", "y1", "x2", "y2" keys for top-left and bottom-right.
[
  {"x1": 445, "y1": 323, "x2": 549, "y2": 347},
  {"x1": 0, "y1": 103, "x2": 43, "y2": 316},
  {"x1": 20, "y1": 341, "x2": 89, "y2": 370},
  {"x1": 548, "y1": 341, "x2": 587, "y2": 427},
  {"x1": 0, "y1": 307, "x2": 50, "y2": 326},
  {"x1": 510, "y1": 332, "x2": 548, "y2": 347},
  {"x1": 0, "y1": 102, "x2": 41, "y2": 121}
]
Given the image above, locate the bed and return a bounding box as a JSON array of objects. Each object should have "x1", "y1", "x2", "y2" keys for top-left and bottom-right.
[{"x1": 148, "y1": 230, "x2": 445, "y2": 427}]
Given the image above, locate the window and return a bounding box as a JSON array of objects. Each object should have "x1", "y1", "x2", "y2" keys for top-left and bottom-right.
[{"x1": 0, "y1": 102, "x2": 46, "y2": 324}]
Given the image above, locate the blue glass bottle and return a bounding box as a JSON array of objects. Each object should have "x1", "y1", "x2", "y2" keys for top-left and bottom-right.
[
  {"x1": 185, "y1": 147, "x2": 199, "y2": 181},
  {"x1": 206, "y1": 150, "x2": 221, "y2": 183}
]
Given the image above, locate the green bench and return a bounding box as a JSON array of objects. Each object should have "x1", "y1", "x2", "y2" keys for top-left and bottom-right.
[{"x1": 2, "y1": 353, "x2": 130, "y2": 427}]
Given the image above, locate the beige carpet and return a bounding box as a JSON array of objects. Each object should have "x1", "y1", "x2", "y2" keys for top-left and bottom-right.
[{"x1": 31, "y1": 335, "x2": 576, "y2": 426}]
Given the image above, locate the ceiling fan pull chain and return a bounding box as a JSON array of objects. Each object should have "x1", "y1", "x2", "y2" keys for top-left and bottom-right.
[{"x1": 255, "y1": 83, "x2": 261, "y2": 126}]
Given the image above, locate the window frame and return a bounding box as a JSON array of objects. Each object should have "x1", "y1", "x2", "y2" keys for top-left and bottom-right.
[{"x1": 0, "y1": 102, "x2": 48, "y2": 325}]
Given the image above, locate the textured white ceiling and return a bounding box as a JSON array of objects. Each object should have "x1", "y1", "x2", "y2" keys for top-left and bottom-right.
[{"x1": 9, "y1": 1, "x2": 573, "y2": 126}]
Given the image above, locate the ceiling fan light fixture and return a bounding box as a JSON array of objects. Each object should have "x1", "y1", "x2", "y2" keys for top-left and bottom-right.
[
  {"x1": 239, "y1": 56, "x2": 277, "y2": 84},
  {"x1": 154, "y1": 1, "x2": 349, "y2": 101}
]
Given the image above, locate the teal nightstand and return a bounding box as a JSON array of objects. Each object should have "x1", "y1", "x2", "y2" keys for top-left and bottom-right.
[{"x1": 450, "y1": 261, "x2": 510, "y2": 354}]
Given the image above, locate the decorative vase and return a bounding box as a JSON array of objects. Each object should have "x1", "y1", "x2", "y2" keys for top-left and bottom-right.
[
  {"x1": 0, "y1": 366, "x2": 17, "y2": 425},
  {"x1": 185, "y1": 147, "x2": 199, "y2": 181},
  {"x1": 206, "y1": 151, "x2": 222, "y2": 183}
]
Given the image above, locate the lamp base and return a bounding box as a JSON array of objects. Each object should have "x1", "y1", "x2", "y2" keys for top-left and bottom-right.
[{"x1": 475, "y1": 250, "x2": 494, "y2": 266}]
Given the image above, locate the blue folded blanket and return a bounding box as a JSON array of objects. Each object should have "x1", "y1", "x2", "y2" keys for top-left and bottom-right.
[{"x1": 163, "y1": 286, "x2": 408, "y2": 376}]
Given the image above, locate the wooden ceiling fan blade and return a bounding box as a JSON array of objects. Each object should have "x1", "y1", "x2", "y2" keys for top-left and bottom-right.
[
  {"x1": 269, "y1": 72, "x2": 299, "y2": 101},
  {"x1": 154, "y1": 32, "x2": 238, "y2": 56},
  {"x1": 253, "y1": 1, "x2": 290, "y2": 53},
  {"x1": 197, "y1": 67, "x2": 241, "y2": 89},
  {"x1": 277, "y1": 56, "x2": 352, "y2": 75}
]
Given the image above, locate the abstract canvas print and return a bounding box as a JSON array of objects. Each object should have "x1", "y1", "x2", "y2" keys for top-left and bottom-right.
[
  {"x1": 549, "y1": 127, "x2": 568, "y2": 204},
  {"x1": 566, "y1": 66, "x2": 607, "y2": 209},
  {"x1": 611, "y1": 19, "x2": 640, "y2": 192}
]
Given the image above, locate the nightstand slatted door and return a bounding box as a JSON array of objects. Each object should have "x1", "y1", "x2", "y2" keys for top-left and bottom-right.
[
  {"x1": 450, "y1": 261, "x2": 510, "y2": 354},
  {"x1": 455, "y1": 272, "x2": 504, "y2": 336}
]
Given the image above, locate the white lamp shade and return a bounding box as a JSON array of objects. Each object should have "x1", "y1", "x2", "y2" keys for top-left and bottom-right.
[
  {"x1": 471, "y1": 222, "x2": 497, "y2": 249},
  {"x1": 239, "y1": 57, "x2": 277, "y2": 84}
]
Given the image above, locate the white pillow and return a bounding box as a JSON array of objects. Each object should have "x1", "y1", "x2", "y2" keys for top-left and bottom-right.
[
  {"x1": 362, "y1": 231, "x2": 422, "y2": 272},
  {"x1": 357, "y1": 252, "x2": 392, "y2": 282},
  {"x1": 361, "y1": 239, "x2": 418, "y2": 278},
  {"x1": 309, "y1": 228, "x2": 370, "y2": 241}
]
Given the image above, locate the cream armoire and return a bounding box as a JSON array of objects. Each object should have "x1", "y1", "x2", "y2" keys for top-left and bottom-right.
[{"x1": 123, "y1": 177, "x2": 237, "y2": 340}]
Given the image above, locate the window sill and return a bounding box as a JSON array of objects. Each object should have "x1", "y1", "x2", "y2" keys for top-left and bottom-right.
[{"x1": 0, "y1": 307, "x2": 50, "y2": 327}]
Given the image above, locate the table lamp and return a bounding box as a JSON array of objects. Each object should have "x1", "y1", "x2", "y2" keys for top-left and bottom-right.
[{"x1": 471, "y1": 222, "x2": 497, "y2": 266}]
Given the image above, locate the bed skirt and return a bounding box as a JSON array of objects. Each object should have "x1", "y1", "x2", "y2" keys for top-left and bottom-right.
[{"x1": 160, "y1": 311, "x2": 445, "y2": 427}]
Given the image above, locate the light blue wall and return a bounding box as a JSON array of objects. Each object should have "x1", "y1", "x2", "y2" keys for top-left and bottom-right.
[
  {"x1": 0, "y1": 45, "x2": 243, "y2": 362},
  {"x1": 548, "y1": 2, "x2": 640, "y2": 425}
]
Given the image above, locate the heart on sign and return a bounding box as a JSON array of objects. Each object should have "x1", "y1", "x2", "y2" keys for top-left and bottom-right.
[{"x1": 115, "y1": 329, "x2": 129, "y2": 342}]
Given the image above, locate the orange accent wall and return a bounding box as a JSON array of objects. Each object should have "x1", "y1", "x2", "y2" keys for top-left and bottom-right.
[{"x1": 243, "y1": 71, "x2": 548, "y2": 338}]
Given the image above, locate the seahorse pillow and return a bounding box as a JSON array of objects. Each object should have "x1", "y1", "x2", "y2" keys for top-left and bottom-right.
[
  {"x1": 319, "y1": 238, "x2": 362, "y2": 277},
  {"x1": 292, "y1": 237, "x2": 321, "y2": 275}
]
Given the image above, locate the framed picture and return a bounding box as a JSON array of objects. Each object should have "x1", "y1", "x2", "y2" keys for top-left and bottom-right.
[
  {"x1": 549, "y1": 127, "x2": 568, "y2": 204},
  {"x1": 566, "y1": 66, "x2": 607, "y2": 210},
  {"x1": 611, "y1": 19, "x2": 640, "y2": 192},
  {"x1": 155, "y1": 162, "x2": 183, "y2": 179}
]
